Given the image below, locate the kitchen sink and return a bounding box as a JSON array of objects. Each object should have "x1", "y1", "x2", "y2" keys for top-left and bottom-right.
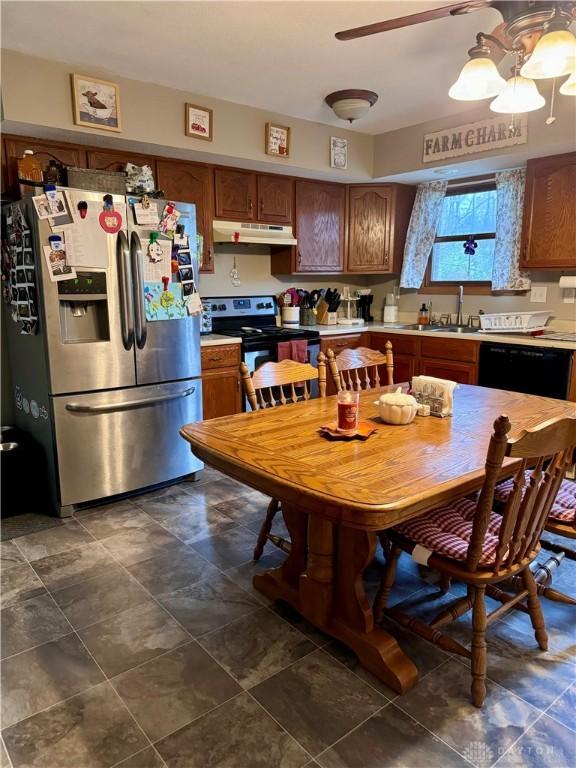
[{"x1": 430, "y1": 325, "x2": 480, "y2": 334}]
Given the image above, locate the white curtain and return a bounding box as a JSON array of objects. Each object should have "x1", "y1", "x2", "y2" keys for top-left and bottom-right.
[
  {"x1": 400, "y1": 181, "x2": 447, "y2": 289},
  {"x1": 492, "y1": 169, "x2": 531, "y2": 291}
]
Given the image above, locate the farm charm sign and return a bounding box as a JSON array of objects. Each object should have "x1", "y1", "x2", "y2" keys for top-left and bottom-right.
[{"x1": 423, "y1": 116, "x2": 528, "y2": 163}]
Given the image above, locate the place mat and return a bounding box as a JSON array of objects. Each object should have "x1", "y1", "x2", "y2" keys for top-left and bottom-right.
[{"x1": 319, "y1": 421, "x2": 377, "y2": 441}]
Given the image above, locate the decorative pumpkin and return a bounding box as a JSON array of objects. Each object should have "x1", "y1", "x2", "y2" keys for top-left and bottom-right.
[{"x1": 374, "y1": 388, "x2": 418, "y2": 425}]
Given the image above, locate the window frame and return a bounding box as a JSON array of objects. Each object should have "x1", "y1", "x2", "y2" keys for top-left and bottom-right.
[{"x1": 421, "y1": 179, "x2": 497, "y2": 295}]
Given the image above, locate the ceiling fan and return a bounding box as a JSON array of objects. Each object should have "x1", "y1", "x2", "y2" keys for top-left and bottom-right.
[{"x1": 335, "y1": 2, "x2": 576, "y2": 119}]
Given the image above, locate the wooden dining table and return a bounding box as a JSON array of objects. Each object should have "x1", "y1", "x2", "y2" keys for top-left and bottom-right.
[{"x1": 180, "y1": 384, "x2": 576, "y2": 694}]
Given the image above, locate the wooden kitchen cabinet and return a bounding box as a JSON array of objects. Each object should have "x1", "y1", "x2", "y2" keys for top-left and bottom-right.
[
  {"x1": 320, "y1": 333, "x2": 368, "y2": 394},
  {"x1": 157, "y1": 159, "x2": 214, "y2": 273},
  {"x1": 275, "y1": 180, "x2": 346, "y2": 273},
  {"x1": 214, "y1": 168, "x2": 257, "y2": 220},
  {"x1": 86, "y1": 149, "x2": 157, "y2": 175},
  {"x1": 370, "y1": 332, "x2": 418, "y2": 385},
  {"x1": 419, "y1": 358, "x2": 477, "y2": 385},
  {"x1": 521, "y1": 152, "x2": 576, "y2": 269},
  {"x1": 3, "y1": 135, "x2": 87, "y2": 193},
  {"x1": 347, "y1": 184, "x2": 415, "y2": 274},
  {"x1": 201, "y1": 344, "x2": 242, "y2": 420},
  {"x1": 257, "y1": 174, "x2": 293, "y2": 224}
]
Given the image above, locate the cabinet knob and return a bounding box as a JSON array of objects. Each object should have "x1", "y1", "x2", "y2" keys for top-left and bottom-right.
[
  {"x1": 297, "y1": 251, "x2": 302, "y2": 265},
  {"x1": 259, "y1": 198, "x2": 264, "y2": 216},
  {"x1": 248, "y1": 198, "x2": 253, "y2": 215}
]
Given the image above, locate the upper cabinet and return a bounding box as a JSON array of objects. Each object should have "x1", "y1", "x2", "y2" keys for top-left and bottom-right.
[
  {"x1": 521, "y1": 152, "x2": 576, "y2": 269},
  {"x1": 214, "y1": 168, "x2": 257, "y2": 220},
  {"x1": 214, "y1": 168, "x2": 293, "y2": 224},
  {"x1": 3, "y1": 136, "x2": 87, "y2": 193},
  {"x1": 292, "y1": 180, "x2": 346, "y2": 272},
  {"x1": 347, "y1": 184, "x2": 415, "y2": 274},
  {"x1": 87, "y1": 150, "x2": 157, "y2": 176},
  {"x1": 257, "y1": 174, "x2": 293, "y2": 224},
  {"x1": 157, "y1": 160, "x2": 214, "y2": 273}
]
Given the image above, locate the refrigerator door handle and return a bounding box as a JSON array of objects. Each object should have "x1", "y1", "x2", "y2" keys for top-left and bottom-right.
[
  {"x1": 116, "y1": 230, "x2": 134, "y2": 350},
  {"x1": 65, "y1": 386, "x2": 196, "y2": 414},
  {"x1": 130, "y1": 231, "x2": 148, "y2": 350}
]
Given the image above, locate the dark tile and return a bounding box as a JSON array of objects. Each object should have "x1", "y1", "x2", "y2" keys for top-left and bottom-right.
[
  {"x1": 0, "y1": 563, "x2": 46, "y2": 609},
  {"x1": 1, "y1": 632, "x2": 104, "y2": 727},
  {"x1": 242, "y1": 507, "x2": 290, "y2": 540},
  {"x1": 1, "y1": 593, "x2": 70, "y2": 658},
  {"x1": 100, "y1": 523, "x2": 182, "y2": 567},
  {"x1": 116, "y1": 747, "x2": 166, "y2": 768},
  {"x1": 157, "y1": 572, "x2": 260, "y2": 637},
  {"x1": 76, "y1": 498, "x2": 138, "y2": 517},
  {"x1": 226, "y1": 550, "x2": 287, "y2": 605},
  {"x1": 271, "y1": 601, "x2": 330, "y2": 647},
  {"x1": 0, "y1": 542, "x2": 24, "y2": 570},
  {"x1": 397, "y1": 658, "x2": 539, "y2": 766},
  {"x1": 111, "y1": 641, "x2": 241, "y2": 741},
  {"x1": 14, "y1": 520, "x2": 94, "y2": 562},
  {"x1": 211, "y1": 490, "x2": 273, "y2": 527},
  {"x1": 500, "y1": 594, "x2": 576, "y2": 656},
  {"x1": 318, "y1": 702, "x2": 468, "y2": 768},
  {"x1": 79, "y1": 599, "x2": 190, "y2": 678},
  {"x1": 135, "y1": 492, "x2": 238, "y2": 543},
  {"x1": 51, "y1": 570, "x2": 149, "y2": 630},
  {"x1": 189, "y1": 525, "x2": 257, "y2": 568},
  {"x1": 31, "y1": 542, "x2": 121, "y2": 592},
  {"x1": 539, "y1": 547, "x2": 576, "y2": 601},
  {"x1": 496, "y1": 714, "x2": 576, "y2": 768},
  {"x1": 126, "y1": 544, "x2": 218, "y2": 596},
  {"x1": 2, "y1": 682, "x2": 147, "y2": 768},
  {"x1": 252, "y1": 649, "x2": 386, "y2": 756},
  {"x1": 80, "y1": 505, "x2": 153, "y2": 541},
  {"x1": 156, "y1": 692, "x2": 308, "y2": 768},
  {"x1": 547, "y1": 684, "x2": 576, "y2": 732},
  {"x1": 199, "y1": 607, "x2": 316, "y2": 688}
]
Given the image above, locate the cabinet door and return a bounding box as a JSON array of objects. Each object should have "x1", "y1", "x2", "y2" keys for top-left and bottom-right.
[
  {"x1": 157, "y1": 160, "x2": 214, "y2": 273},
  {"x1": 257, "y1": 175, "x2": 293, "y2": 224},
  {"x1": 87, "y1": 150, "x2": 156, "y2": 175},
  {"x1": 347, "y1": 186, "x2": 392, "y2": 272},
  {"x1": 202, "y1": 368, "x2": 242, "y2": 420},
  {"x1": 214, "y1": 168, "x2": 257, "y2": 220},
  {"x1": 295, "y1": 181, "x2": 346, "y2": 272},
  {"x1": 321, "y1": 333, "x2": 368, "y2": 394},
  {"x1": 4, "y1": 136, "x2": 87, "y2": 191},
  {"x1": 392, "y1": 354, "x2": 417, "y2": 386},
  {"x1": 521, "y1": 153, "x2": 576, "y2": 269},
  {"x1": 419, "y1": 358, "x2": 477, "y2": 385}
]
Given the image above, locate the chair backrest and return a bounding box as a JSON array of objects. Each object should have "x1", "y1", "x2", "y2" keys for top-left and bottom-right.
[
  {"x1": 327, "y1": 344, "x2": 394, "y2": 392},
  {"x1": 240, "y1": 354, "x2": 326, "y2": 411},
  {"x1": 467, "y1": 414, "x2": 576, "y2": 574}
]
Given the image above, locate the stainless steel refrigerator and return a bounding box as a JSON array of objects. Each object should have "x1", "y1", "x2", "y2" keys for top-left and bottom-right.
[{"x1": 3, "y1": 189, "x2": 203, "y2": 517}]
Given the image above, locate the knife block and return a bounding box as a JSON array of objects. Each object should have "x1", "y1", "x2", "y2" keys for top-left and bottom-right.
[{"x1": 316, "y1": 300, "x2": 337, "y2": 325}]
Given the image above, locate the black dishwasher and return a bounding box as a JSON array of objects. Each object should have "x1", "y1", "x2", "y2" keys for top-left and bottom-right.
[{"x1": 478, "y1": 343, "x2": 573, "y2": 400}]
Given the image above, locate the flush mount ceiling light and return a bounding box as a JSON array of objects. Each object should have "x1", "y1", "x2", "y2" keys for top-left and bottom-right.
[
  {"x1": 334, "y1": 1, "x2": 576, "y2": 122},
  {"x1": 325, "y1": 90, "x2": 379, "y2": 123}
]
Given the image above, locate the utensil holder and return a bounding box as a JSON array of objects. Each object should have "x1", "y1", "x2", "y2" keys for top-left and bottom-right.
[
  {"x1": 316, "y1": 300, "x2": 337, "y2": 325},
  {"x1": 300, "y1": 308, "x2": 316, "y2": 326},
  {"x1": 281, "y1": 306, "x2": 300, "y2": 327}
]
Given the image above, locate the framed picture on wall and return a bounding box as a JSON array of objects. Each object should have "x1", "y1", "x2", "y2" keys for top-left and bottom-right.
[
  {"x1": 330, "y1": 137, "x2": 348, "y2": 169},
  {"x1": 265, "y1": 123, "x2": 290, "y2": 157},
  {"x1": 185, "y1": 103, "x2": 213, "y2": 141},
  {"x1": 71, "y1": 74, "x2": 122, "y2": 132}
]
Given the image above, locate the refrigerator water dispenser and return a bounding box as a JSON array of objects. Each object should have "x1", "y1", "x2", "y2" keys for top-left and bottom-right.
[{"x1": 58, "y1": 272, "x2": 110, "y2": 343}]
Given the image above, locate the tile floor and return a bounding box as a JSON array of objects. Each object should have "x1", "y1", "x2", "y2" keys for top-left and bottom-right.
[{"x1": 1, "y1": 467, "x2": 575, "y2": 768}]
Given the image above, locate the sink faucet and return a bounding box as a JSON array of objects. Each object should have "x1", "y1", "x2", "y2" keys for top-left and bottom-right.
[{"x1": 455, "y1": 285, "x2": 464, "y2": 327}]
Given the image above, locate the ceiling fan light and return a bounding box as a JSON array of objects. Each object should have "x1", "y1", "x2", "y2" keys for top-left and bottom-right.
[
  {"x1": 489, "y1": 75, "x2": 546, "y2": 113},
  {"x1": 448, "y1": 57, "x2": 506, "y2": 100},
  {"x1": 520, "y1": 29, "x2": 576, "y2": 79},
  {"x1": 559, "y1": 70, "x2": 576, "y2": 96}
]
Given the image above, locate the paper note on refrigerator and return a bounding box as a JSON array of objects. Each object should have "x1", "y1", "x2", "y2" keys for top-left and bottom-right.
[
  {"x1": 59, "y1": 220, "x2": 109, "y2": 269},
  {"x1": 143, "y1": 236, "x2": 172, "y2": 282}
]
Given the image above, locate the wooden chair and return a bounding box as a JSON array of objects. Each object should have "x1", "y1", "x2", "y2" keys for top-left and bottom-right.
[
  {"x1": 326, "y1": 344, "x2": 394, "y2": 393},
  {"x1": 240, "y1": 355, "x2": 327, "y2": 560},
  {"x1": 374, "y1": 414, "x2": 576, "y2": 708}
]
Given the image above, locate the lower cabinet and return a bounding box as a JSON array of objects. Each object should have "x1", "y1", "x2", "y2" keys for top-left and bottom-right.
[
  {"x1": 320, "y1": 333, "x2": 368, "y2": 394},
  {"x1": 419, "y1": 358, "x2": 477, "y2": 384},
  {"x1": 201, "y1": 344, "x2": 242, "y2": 420}
]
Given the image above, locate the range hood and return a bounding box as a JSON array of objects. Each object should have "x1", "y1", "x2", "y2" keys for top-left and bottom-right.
[{"x1": 212, "y1": 220, "x2": 297, "y2": 246}]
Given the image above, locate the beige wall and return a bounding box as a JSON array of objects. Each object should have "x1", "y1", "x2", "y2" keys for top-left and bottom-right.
[{"x1": 1, "y1": 49, "x2": 373, "y2": 181}]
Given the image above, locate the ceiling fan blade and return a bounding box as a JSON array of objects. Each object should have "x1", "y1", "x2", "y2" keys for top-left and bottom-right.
[{"x1": 335, "y1": 0, "x2": 494, "y2": 41}]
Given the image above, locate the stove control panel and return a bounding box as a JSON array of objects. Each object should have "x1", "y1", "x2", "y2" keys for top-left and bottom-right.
[{"x1": 204, "y1": 296, "x2": 277, "y2": 318}]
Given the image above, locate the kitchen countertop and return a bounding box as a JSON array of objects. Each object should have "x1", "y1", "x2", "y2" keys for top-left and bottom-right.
[
  {"x1": 299, "y1": 323, "x2": 576, "y2": 351},
  {"x1": 200, "y1": 334, "x2": 242, "y2": 347}
]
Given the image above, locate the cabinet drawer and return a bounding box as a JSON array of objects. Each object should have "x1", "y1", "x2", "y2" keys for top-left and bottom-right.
[
  {"x1": 419, "y1": 358, "x2": 477, "y2": 385},
  {"x1": 370, "y1": 332, "x2": 419, "y2": 357},
  {"x1": 420, "y1": 337, "x2": 478, "y2": 364},
  {"x1": 201, "y1": 344, "x2": 241, "y2": 370},
  {"x1": 320, "y1": 333, "x2": 366, "y2": 354}
]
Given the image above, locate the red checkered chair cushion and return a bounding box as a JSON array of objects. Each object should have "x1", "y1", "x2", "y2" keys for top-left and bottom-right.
[
  {"x1": 393, "y1": 497, "x2": 503, "y2": 567},
  {"x1": 494, "y1": 476, "x2": 575, "y2": 523}
]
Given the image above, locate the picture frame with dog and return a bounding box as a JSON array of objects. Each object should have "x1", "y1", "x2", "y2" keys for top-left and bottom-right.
[{"x1": 71, "y1": 74, "x2": 122, "y2": 132}]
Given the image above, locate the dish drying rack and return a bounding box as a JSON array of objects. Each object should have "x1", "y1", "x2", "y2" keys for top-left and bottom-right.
[
  {"x1": 337, "y1": 288, "x2": 365, "y2": 326},
  {"x1": 479, "y1": 310, "x2": 551, "y2": 334}
]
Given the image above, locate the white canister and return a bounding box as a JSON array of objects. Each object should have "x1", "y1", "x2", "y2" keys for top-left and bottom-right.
[{"x1": 282, "y1": 306, "x2": 300, "y2": 327}]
